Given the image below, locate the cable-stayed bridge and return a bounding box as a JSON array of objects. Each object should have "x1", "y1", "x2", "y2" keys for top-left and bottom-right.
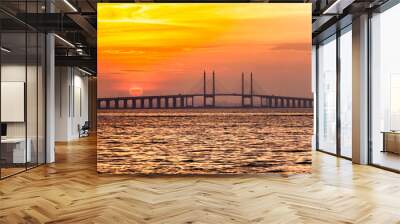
[{"x1": 97, "y1": 71, "x2": 313, "y2": 110}]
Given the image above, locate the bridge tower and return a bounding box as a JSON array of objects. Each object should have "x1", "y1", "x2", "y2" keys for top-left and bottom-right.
[
  {"x1": 242, "y1": 72, "x2": 254, "y2": 107},
  {"x1": 203, "y1": 71, "x2": 216, "y2": 107}
]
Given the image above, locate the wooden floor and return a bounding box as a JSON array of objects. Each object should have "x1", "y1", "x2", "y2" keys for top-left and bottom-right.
[{"x1": 1, "y1": 136, "x2": 400, "y2": 223}]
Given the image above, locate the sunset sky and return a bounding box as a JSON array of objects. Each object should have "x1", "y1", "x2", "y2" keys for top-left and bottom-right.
[{"x1": 98, "y1": 3, "x2": 311, "y2": 98}]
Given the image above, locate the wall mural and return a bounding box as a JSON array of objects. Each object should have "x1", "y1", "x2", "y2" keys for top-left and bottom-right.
[{"x1": 97, "y1": 3, "x2": 313, "y2": 175}]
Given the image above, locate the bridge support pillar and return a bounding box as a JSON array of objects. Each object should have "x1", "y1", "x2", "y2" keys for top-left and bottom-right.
[
  {"x1": 148, "y1": 98, "x2": 153, "y2": 109},
  {"x1": 123, "y1": 99, "x2": 127, "y2": 109},
  {"x1": 213, "y1": 96, "x2": 216, "y2": 107},
  {"x1": 164, "y1": 97, "x2": 169, "y2": 108},
  {"x1": 184, "y1": 97, "x2": 187, "y2": 108},
  {"x1": 107, "y1": 100, "x2": 112, "y2": 109},
  {"x1": 173, "y1": 97, "x2": 177, "y2": 108},
  {"x1": 180, "y1": 96, "x2": 185, "y2": 108},
  {"x1": 187, "y1": 96, "x2": 194, "y2": 107},
  {"x1": 131, "y1": 99, "x2": 136, "y2": 109},
  {"x1": 140, "y1": 98, "x2": 145, "y2": 109},
  {"x1": 156, "y1": 97, "x2": 161, "y2": 108},
  {"x1": 114, "y1": 100, "x2": 119, "y2": 109}
]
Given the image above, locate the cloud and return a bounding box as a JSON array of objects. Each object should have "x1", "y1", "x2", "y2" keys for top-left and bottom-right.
[
  {"x1": 102, "y1": 49, "x2": 144, "y2": 55},
  {"x1": 98, "y1": 72, "x2": 123, "y2": 76},
  {"x1": 269, "y1": 43, "x2": 310, "y2": 52},
  {"x1": 122, "y1": 69, "x2": 145, "y2": 72}
]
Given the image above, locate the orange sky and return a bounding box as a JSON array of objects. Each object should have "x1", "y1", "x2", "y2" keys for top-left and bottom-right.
[{"x1": 98, "y1": 3, "x2": 311, "y2": 98}]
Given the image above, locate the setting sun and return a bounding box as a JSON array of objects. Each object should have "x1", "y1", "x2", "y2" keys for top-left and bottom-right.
[{"x1": 129, "y1": 87, "x2": 143, "y2": 96}]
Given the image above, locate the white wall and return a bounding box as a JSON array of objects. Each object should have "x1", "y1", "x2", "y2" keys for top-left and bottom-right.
[
  {"x1": 1, "y1": 65, "x2": 28, "y2": 138},
  {"x1": 1, "y1": 63, "x2": 46, "y2": 164},
  {"x1": 55, "y1": 66, "x2": 70, "y2": 141},
  {"x1": 55, "y1": 67, "x2": 89, "y2": 141},
  {"x1": 1, "y1": 65, "x2": 26, "y2": 140},
  {"x1": 71, "y1": 72, "x2": 89, "y2": 138}
]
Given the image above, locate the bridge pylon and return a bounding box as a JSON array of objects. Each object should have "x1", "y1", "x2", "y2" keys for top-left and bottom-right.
[
  {"x1": 203, "y1": 70, "x2": 216, "y2": 107},
  {"x1": 241, "y1": 72, "x2": 254, "y2": 107}
]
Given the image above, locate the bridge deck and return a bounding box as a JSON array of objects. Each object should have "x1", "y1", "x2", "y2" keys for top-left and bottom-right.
[
  {"x1": 97, "y1": 93, "x2": 313, "y2": 110},
  {"x1": 98, "y1": 93, "x2": 313, "y2": 101}
]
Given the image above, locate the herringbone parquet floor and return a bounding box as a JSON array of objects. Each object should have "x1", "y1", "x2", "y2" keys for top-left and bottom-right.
[{"x1": 1, "y1": 136, "x2": 400, "y2": 224}]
